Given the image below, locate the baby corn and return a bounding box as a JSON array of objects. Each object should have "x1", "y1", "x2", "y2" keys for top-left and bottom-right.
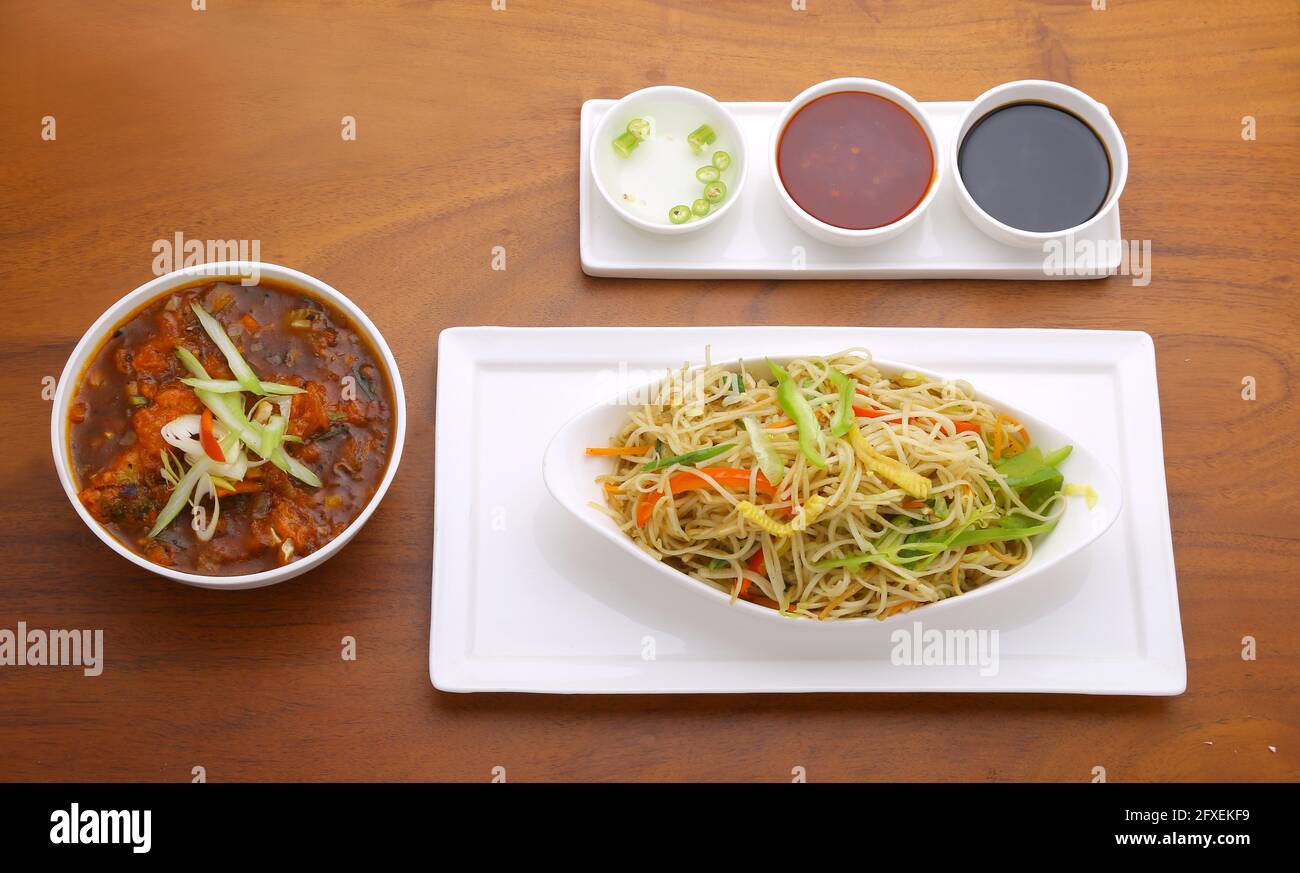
[
  {"x1": 847, "y1": 428, "x2": 931, "y2": 499},
  {"x1": 736, "y1": 494, "x2": 828, "y2": 538}
]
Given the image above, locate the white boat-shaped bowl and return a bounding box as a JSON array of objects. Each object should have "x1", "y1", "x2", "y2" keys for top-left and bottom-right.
[{"x1": 542, "y1": 356, "x2": 1122, "y2": 629}]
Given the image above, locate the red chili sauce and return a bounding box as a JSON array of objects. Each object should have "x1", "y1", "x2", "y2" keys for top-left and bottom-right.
[{"x1": 777, "y1": 91, "x2": 934, "y2": 230}]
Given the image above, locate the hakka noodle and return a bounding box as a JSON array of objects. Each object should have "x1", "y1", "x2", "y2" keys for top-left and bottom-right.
[{"x1": 586, "y1": 349, "x2": 1074, "y2": 621}]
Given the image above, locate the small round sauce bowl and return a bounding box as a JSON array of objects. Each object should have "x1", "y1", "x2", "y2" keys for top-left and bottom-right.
[
  {"x1": 590, "y1": 85, "x2": 747, "y2": 235},
  {"x1": 770, "y1": 77, "x2": 942, "y2": 247},
  {"x1": 951, "y1": 80, "x2": 1128, "y2": 248}
]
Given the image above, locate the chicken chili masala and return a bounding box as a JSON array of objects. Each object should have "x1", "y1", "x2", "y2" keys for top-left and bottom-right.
[{"x1": 68, "y1": 280, "x2": 395, "y2": 575}]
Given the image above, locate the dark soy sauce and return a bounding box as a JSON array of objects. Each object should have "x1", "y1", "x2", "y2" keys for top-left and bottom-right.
[{"x1": 957, "y1": 102, "x2": 1111, "y2": 233}]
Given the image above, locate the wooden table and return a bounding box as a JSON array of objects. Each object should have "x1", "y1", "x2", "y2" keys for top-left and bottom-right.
[{"x1": 2, "y1": 0, "x2": 1297, "y2": 782}]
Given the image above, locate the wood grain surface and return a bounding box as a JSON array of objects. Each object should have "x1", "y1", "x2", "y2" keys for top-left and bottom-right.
[{"x1": 1, "y1": 0, "x2": 1297, "y2": 782}]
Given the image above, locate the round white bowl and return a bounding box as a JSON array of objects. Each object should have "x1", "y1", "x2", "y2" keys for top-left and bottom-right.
[
  {"x1": 590, "y1": 85, "x2": 747, "y2": 235},
  {"x1": 951, "y1": 80, "x2": 1129, "y2": 248},
  {"x1": 50, "y1": 261, "x2": 407, "y2": 590},
  {"x1": 770, "y1": 77, "x2": 942, "y2": 247}
]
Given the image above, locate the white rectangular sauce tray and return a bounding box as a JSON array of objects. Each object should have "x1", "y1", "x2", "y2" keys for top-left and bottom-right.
[{"x1": 579, "y1": 99, "x2": 1123, "y2": 280}]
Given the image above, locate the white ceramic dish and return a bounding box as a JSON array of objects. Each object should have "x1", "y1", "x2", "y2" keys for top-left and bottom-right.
[
  {"x1": 769, "y1": 78, "x2": 943, "y2": 247},
  {"x1": 430, "y1": 327, "x2": 1184, "y2": 694},
  {"x1": 543, "y1": 356, "x2": 1122, "y2": 627},
  {"x1": 51, "y1": 261, "x2": 407, "y2": 590},
  {"x1": 579, "y1": 99, "x2": 1124, "y2": 278},
  {"x1": 589, "y1": 85, "x2": 747, "y2": 235},
  {"x1": 950, "y1": 80, "x2": 1129, "y2": 249}
]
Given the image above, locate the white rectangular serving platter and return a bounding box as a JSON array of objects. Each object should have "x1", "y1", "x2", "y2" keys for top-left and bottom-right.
[
  {"x1": 580, "y1": 99, "x2": 1124, "y2": 279},
  {"x1": 430, "y1": 327, "x2": 1184, "y2": 695}
]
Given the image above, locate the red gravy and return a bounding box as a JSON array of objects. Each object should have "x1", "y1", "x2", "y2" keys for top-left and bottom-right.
[
  {"x1": 777, "y1": 91, "x2": 934, "y2": 230},
  {"x1": 68, "y1": 280, "x2": 395, "y2": 576}
]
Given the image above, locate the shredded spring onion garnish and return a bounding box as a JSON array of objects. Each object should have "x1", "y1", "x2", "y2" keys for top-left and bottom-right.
[
  {"x1": 191, "y1": 303, "x2": 264, "y2": 395},
  {"x1": 180, "y1": 377, "x2": 304, "y2": 395},
  {"x1": 148, "y1": 303, "x2": 322, "y2": 541},
  {"x1": 590, "y1": 349, "x2": 1072, "y2": 620}
]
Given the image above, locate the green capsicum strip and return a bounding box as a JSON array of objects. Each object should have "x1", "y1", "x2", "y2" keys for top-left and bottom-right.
[
  {"x1": 767, "y1": 359, "x2": 826, "y2": 468},
  {"x1": 993, "y1": 444, "x2": 1072, "y2": 510},
  {"x1": 826, "y1": 367, "x2": 855, "y2": 437},
  {"x1": 994, "y1": 445, "x2": 1073, "y2": 486},
  {"x1": 642, "y1": 443, "x2": 736, "y2": 472}
]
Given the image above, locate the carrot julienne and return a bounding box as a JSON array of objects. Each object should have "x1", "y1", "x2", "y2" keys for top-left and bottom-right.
[
  {"x1": 992, "y1": 414, "x2": 1030, "y2": 461},
  {"x1": 636, "y1": 467, "x2": 778, "y2": 527},
  {"x1": 586, "y1": 445, "x2": 653, "y2": 456},
  {"x1": 983, "y1": 542, "x2": 1023, "y2": 565},
  {"x1": 882, "y1": 600, "x2": 919, "y2": 618},
  {"x1": 819, "y1": 581, "x2": 863, "y2": 619},
  {"x1": 740, "y1": 589, "x2": 783, "y2": 611},
  {"x1": 881, "y1": 601, "x2": 909, "y2": 618}
]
